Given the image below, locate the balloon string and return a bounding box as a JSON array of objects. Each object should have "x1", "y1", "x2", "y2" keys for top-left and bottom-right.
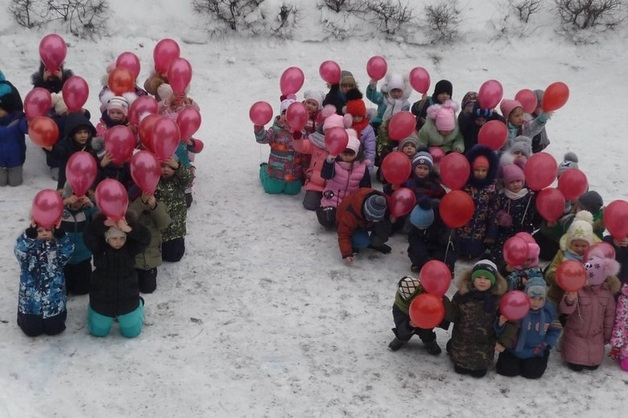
[
  {"x1": 522, "y1": 193, "x2": 532, "y2": 226},
  {"x1": 444, "y1": 230, "x2": 454, "y2": 266}
]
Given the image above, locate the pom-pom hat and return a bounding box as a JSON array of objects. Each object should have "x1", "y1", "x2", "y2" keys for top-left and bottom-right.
[
  {"x1": 363, "y1": 194, "x2": 387, "y2": 221},
  {"x1": 472, "y1": 259, "x2": 498, "y2": 286}
]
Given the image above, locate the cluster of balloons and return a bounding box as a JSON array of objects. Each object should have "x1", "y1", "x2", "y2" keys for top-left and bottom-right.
[{"x1": 408, "y1": 261, "x2": 452, "y2": 329}]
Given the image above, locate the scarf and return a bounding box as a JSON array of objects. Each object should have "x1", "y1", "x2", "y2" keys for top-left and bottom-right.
[
  {"x1": 352, "y1": 118, "x2": 370, "y2": 140},
  {"x1": 503, "y1": 188, "x2": 529, "y2": 200}
]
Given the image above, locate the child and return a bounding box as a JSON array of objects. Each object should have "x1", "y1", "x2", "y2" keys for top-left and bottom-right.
[
  {"x1": 499, "y1": 136, "x2": 532, "y2": 171},
  {"x1": 365, "y1": 79, "x2": 389, "y2": 133},
  {"x1": 388, "y1": 276, "x2": 453, "y2": 354},
  {"x1": 403, "y1": 151, "x2": 446, "y2": 200},
  {"x1": 448, "y1": 259, "x2": 507, "y2": 377},
  {"x1": 455, "y1": 144, "x2": 499, "y2": 260},
  {"x1": 499, "y1": 99, "x2": 551, "y2": 151},
  {"x1": 60, "y1": 184, "x2": 98, "y2": 295},
  {"x1": 345, "y1": 90, "x2": 376, "y2": 173},
  {"x1": 504, "y1": 233, "x2": 544, "y2": 291},
  {"x1": 379, "y1": 73, "x2": 411, "y2": 123},
  {"x1": 128, "y1": 188, "x2": 172, "y2": 293},
  {"x1": 83, "y1": 212, "x2": 151, "y2": 338},
  {"x1": 611, "y1": 281, "x2": 628, "y2": 371},
  {"x1": 323, "y1": 70, "x2": 360, "y2": 115},
  {"x1": 495, "y1": 277, "x2": 562, "y2": 379},
  {"x1": 398, "y1": 134, "x2": 419, "y2": 160},
  {"x1": 458, "y1": 94, "x2": 507, "y2": 152},
  {"x1": 560, "y1": 254, "x2": 620, "y2": 371},
  {"x1": 95, "y1": 93, "x2": 136, "y2": 137},
  {"x1": 336, "y1": 188, "x2": 392, "y2": 264},
  {"x1": 603, "y1": 235, "x2": 628, "y2": 285},
  {"x1": 530, "y1": 89, "x2": 551, "y2": 153},
  {"x1": 14, "y1": 221, "x2": 74, "y2": 336},
  {"x1": 411, "y1": 79, "x2": 453, "y2": 132},
  {"x1": 317, "y1": 130, "x2": 370, "y2": 228},
  {"x1": 576, "y1": 190, "x2": 605, "y2": 239},
  {"x1": 0, "y1": 71, "x2": 28, "y2": 187},
  {"x1": 417, "y1": 100, "x2": 464, "y2": 154},
  {"x1": 302, "y1": 89, "x2": 326, "y2": 135},
  {"x1": 154, "y1": 156, "x2": 194, "y2": 262},
  {"x1": 254, "y1": 98, "x2": 303, "y2": 195}
]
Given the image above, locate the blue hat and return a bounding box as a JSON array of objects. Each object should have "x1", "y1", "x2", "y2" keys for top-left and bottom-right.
[{"x1": 410, "y1": 196, "x2": 434, "y2": 229}]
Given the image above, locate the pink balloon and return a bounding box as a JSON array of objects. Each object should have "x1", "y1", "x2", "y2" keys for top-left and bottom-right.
[
  {"x1": 500, "y1": 291, "x2": 531, "y2": 321},
  {"x1": 280, "y1": 67, "x2": 305, "y2": 96},
  {"x1": 95, "y1": 179, "x2": 129, "y2": 221},
  {"x1": 105, "y1": 125, "x2": 136, "y2": 164},
  {"x1": 130, "y1": 150, "x2": 161, "y2": 195},
  {"x1": 366, "y1": 56, "x2": 387, "y2": 81},
  {"x1": 604, "y1": 200, "x2": 628, "y2": 239},
  {"x1": 65, "y1": 151, "x2": 97, "y2": 197},
  {"x1": 39, "y1": 34, "x2": 67, "y2": 72},
  {"x1": 477, "y1": 79, "x2": 503, "y2": 110},
  {"x1": 167, "y1": 57, "x2": 192, "y2": 95},
  {"x1": 478, "y1": 120, "x2": 508, "y2": 151},
  {"x1": 176, "y1": 106, "x2": 202, "y2": 139},
  {"x1": 503, "y1": 236, "x2": 529, "y2": 268},
  {"x1": 324, "y1": 127, "x2": 349, "y2": 156},
  {"x1": 420, "y1": 260, "x2": 452, "y2": 297},
  {"x1": 381, "y1": 151, "x2": 412, "y2": 186},
  {"x1": 286, "y1": 102, "x2": 308, "y2": 131},
  {"x1": 429, "y1": 147, "x2": 445, "y2": 166},
  {"x1": 388, "y1": 111, "x2": 416, "y2": 141},
  {"x1": 31, "y1": 189, "x2": 64, "y2": 229},
  {"x1": 409, "y1": 67, "x2": 430, "y2": 94},
  {"x1": 557, "y1": 168, "x2": 588, "y2": 201},
  {"x1": 535, "y1": 188, "x2": 565, "y2": 222},
  {"x1": 153, "y1": 38, "x2": 180, "y2": 74},
  {"x1": 249, "y1": 101, "x2": 273, "y2": 126},
  {"x1": 151, "y1": 117, "x2": 180, "y2": 161},
  {"x1": 23, "y1": 88, "x2": 52, "y2": 120},
  {"x1": 116, "y1": 52, "x2": 141, "y2": 79},
  {"x1": 62, "y1": 76, "x2": 89, "y2": 113},
  {"x1": 389, "y1": 187, "x2": 417, "y2": 218},
  {"x1": 524, "y1": 152, "x2": 557, "y2": 191},
  {"x1": 515, "y1": 89, "x2": 538, "y2": 114},
  {"x1": 319, "y1": 60, "x2": 341, "y2": 84},
  {"x1": 128, "y1": 95, "x2": 159, "y2": 127},
  {"x1": 439, "y1": 152, "x2": 470, "y2": 190}
]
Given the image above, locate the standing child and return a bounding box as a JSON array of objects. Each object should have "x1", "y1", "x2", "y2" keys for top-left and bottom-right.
[
  {"x1": 560, "y1": 255, "x2": 620, "y2": 371},
  {"x1": 95, "y1": 93, "x2": 136, "y2": 138},
  {"x1": 365, "y1": 79, "x2": 389, "y2": 133},
  {"x1": 499, "y1": 99, "x2": 551, "y2": 151},
  {"x1": 379, "y1": 73, "x2": 411, "y2": 124},
  {"x1": 345, "y1": 90, "x2": 376, "y2": 174},
  {"x1": 411, "y1": 79, "x2": 453, "y2": 132},
  {"x1": 14, "y1": 221, "x2": 74, "y2": 336},
  {"x1": 530, "y1": 89, "x2": 551, "y2": 153},
  {"x1": 448, "y1": 259, "x2": 507, "y2": 377},
  {"x1": 458, "y1": 95, "x2": 506, "y2": 152},
  {"x1": 403, "y1": 151, "x2": 446, "y2": 200},
  {"x1": 323, "y1": 70, "x2": 360, "y2": 115},
  {"x1": 83, "y1": 212, "x2": 151, "y2": 338},
  {"x1": 611, "y1": 281, "x2": 628, "y2": 371},
  {"x1": 417, "y1": 100, "x2": 464, "y2": 154},
  {"x1": 495, "y1": 277, "x2": 562, "y2": 379},
  {"x1": 504, "y1": 233, "x2": 544, "y2": 291},
  {"x1": 0, "y1": 71, "x2": 28, "y2": 187}
]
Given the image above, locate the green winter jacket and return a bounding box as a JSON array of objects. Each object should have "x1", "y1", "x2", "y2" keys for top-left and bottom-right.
[
  {"x1": 129, "y1": 198, "x2": 172, "y2": 270},
  {"x1": 154, "y1": 164, "x2": 194, "y2": 242}
]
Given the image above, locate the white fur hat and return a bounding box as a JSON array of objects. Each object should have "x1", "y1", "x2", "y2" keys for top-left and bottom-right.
[
  {"x1": 51, "y1": 92, "x2": 68, "y2": 115},
  {"x1": 304, "y1": 90, "x2": 325, "y2": 110},
  {"x1": 104, "y1": 226, "x2": 126, "y2": 242},
  {"x1": 387, "y1": 73, "x2": 405, "y2": 91}
]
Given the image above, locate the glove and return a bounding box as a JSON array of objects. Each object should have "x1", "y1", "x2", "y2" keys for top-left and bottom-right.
[
  {"x1": 609, "y1": 346, "x2": 621, "y2": 360},
  {"x1": 533, "y1": 342, "x2": 547, "y2": 356},
  {"x1": 293, "y1": 131, "x2": 302, "y2": 140},
  {"x1": 254, "y1": 125, "x2": 264, "y2": 133},
  {"x1": 25, "y1": 226, "x2": 38, "y2": 239},
  {"x1": 53, "y1": 226, "x2": 65, "y2": 239},
  {"x1": 280, "y1": 95, "x2": 287, "y2": 101}
]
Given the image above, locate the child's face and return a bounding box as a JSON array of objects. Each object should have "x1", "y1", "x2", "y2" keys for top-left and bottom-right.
[
  {"x1": 506, "y1": 179, "x2": 524, "y2": 193},
  {"x1": 73, "y1": 128, "x2": 91, "y2": 145},
  {"x1": 512, "y1": 150, "x2": 527, "y2": 160},
  {"x1": 304, "y1": 99, "x2": 319, "y2": 114},
  {"x1": 280, "y1": 110, "x2": 288, "y2": 122},
  {"x1": 570, "y1": 239, "x2": 590, "y2": 256},
  {"x1": 108, "y1": 109, "x2": 126, "y2": 122},
  {"x1": 160, "y1": 164, "x2": 176, "y2": 178},
  {"x1": 389, "y1": 88, "x2": 403, "y2": 100},
  {"x1": 352, "y1": 114, "x2": 364, "y2": 124},
  {"x1": 436, "y1": 92, "x2": 450, "y2": 103},
  {"x1": 0, "y1": 108, "x2": 8, "y2": 118},
  {"x1": 529, "y1": 296, "x2": 545, "y2": 310},
  {"x1": 473, "y1": 276, "x2": 492, "y2": 291},
  {"x1": 414, "y1": 164, "x2": 430, "y2": 178},
  {"x1": 402, "y1": 143, "x2": 417, "y2": 157},
  {"x1": 107, "y1": 235, "x2": 126, "y2": 249},
  {"x1": 340, "y1": 82, "x2": 355, "y2": 94},
  {"x1": 339, "y1": 149, "x2": 357, "y2": 162},
  {"x1": 508, "y1": 107, "x2": 525, "y2": 127},
  {"x1": 473, "y1": 167, "x2": 488, "y2": 179},
  {"x1": 533, "y1": 104, "x2": 543, "y2": 116},
  {"x1": 36, "y1": 227, "x2": 53, "y2": 241}
]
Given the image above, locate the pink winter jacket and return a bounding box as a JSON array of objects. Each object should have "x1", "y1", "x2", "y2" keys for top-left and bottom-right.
[
  {"x1": 559, "y1": 283, "x2": 616, "y2": 366},
  {"x1": 292, "y1": 132, "x2": 329, "y2": 192},
  {"x1": 320, "y1": 160, "x2": 367, "y2": 208},
  {"x1": 611, "y1": 284, "x2": 628, "y2": 359}
]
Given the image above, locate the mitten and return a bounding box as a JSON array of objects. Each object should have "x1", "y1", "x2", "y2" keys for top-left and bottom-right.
[
  {"x1": 609, "y1": 346, "x2": 621, "y2": 360},
  {"x1": 280, "y1": 95, "x2": 287, "y2": 102},
  {"x1": 293, "y1": 131, "x2": 302, "y2": 140},
  {"x1": 254, "y1": 125, "x2": 264, "y2": 133},
  {"x1": 53, "y1": 226, "x2": 65, "y2": 239},
  {"x1": 533, "y1": 342, "x2": 547, "y2": 356},
  {"x1": 25, "y1": 227, "x2": 38, "y2": 239}
]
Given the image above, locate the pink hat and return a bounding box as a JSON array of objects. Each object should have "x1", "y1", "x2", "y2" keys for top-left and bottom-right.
[
  {"x1": 345, "y1": 129, "x2": 361, "y2": 154},
  {"x1": 107, "y1": 96, "x2": 130, "y2": 116},
  {"x1": 500, "y1": 99, "x2": 523, "y2": 120},
  {"x1": 502, "y1": 164, "x2": 525, "y2": 184},
  {"x1": 435, "y1": 107, "x2": 455, "y2": 131},
  {"x1": 585, "y1": 255, "x2": 620, "y2": 286}
]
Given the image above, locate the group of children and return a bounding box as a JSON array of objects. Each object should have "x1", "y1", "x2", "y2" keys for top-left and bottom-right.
[
  {"x1": 253, "y1": 70, "x2": 628, "y2": 378},
  {"x1": 5, "y1": 59, "x2": 201, "y2": 339}
]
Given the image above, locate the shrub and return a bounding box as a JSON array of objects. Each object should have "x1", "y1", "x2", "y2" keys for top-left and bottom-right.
[
  {"x1": 554, "y1": 0, "x2": 625, "y2": 29},
  {"x1": 423, "y1": 0, "x2": 461, "y2": 44}
]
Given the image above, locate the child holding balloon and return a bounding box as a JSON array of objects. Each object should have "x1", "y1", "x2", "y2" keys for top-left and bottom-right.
[
  {"x1": 95, "y1": 93, "x2": 137, "y2": 137},
  {"x1": 411, "y1": 79, "x2": 453, "y2": 132},
  {"x1": 0, "y1": 71, "x2": 28, "y2": 187},
  {"x1": 499, "y1": 99, "x2": 551, "y2": 150},
  {"x1": 417, "y1": 100, "x2": 464, "y2": 154},
  {"x1": 504, "y1": 233, "x2": 544, "y2": 291},
  {"x1": 345, "y1": 90, "x2": 377, "y2": 173}
]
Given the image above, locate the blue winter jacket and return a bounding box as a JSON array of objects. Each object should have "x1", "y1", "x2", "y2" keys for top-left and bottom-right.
[{"x1": 0, "y1": 112, "x2": 28, "y2": 168}]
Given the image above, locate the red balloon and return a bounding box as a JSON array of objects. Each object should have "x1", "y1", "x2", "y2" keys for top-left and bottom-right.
[
  {"x1": 524, "y1": 152, "x2": 557, "y2": 191},
  {"x1": 366, "y1": 56, "x2": 387, "y2": 81},
  {"x1": 515, "y1": 89, "x2": 538, "y2": 114},
  {"x1": 279, "y1": 67, "x2": 305, "y2": 96},
  {"x1": 128, "y1": 95, "x2": 159, "y2": 127},
  {"x1": 31, "y1": 189, "x2": 63, "y2": 229},
  {"x1": 604, "y1": 200, "x2": 628, "y2": 239},
  {"x1": 478, "y1": 120, "x2": 508, "y2": 151},
  {"x1": 139, "y1": 114, "x2": 160, "y2": 151},
  {"x1": 249, "y1": 101, "x2": 273, "y2": 126},
  {"x1": 65, "y1": 151, "x2": 97, "y2": 197},
  {"x1": 176, "y1": 106, "x2": 202, "y2": 140},
  {"x1": 543, "y1": 82, "x2": 569, "y2": 112},
  {"x1": 500, "y1": 291, "x2": 531, "y2": 321},
  {"x1": 95, "y1": 179, "x2": 129, "y2": 221},
  {"x1": 151, "y1": 117, "x2": 180, "y2": 161},
  {"x1": 440, "y1": 190, "x2": 475, "y2": 229},
  {"x1": 28, "y1": 116, "x2": 59, "y2": 147},
  {"x1": 153, "y1": 38, "x2": 180, "y2": 74},
  {"x1": 409, "y1": 67, "x2": 430, "y2": 94},
  {"x1": 381, "y1": 151, "x2": 411, "y2": 185},
  {"x1": 130, "y1": 151, "x2": 161, "y2": 195},
  {"x1": 503, "y1": 236, "x2": 529, "y2": 268},
  {"x1": 39, "y1": 34, "x2": 66, "y2": 73},
  {"x1": 420, "y1": 260, "x2": 452, "y2": 297},
  {"x1": 324, "y1": 127, "x2": 349, "y2": 156},
  {"x1": 388, "y1": 111, "x2": 416, "y2": 141},
  {"x1": 168, "y1": 57, "x2": 192, "y2": 95},
  {"x1": 556, "y1": 260, "x2": 587, "y2": 292},
  {"x1": 584, "y1": 242, "x2": 616, "y2": 261},
  {"x1": 535, "y1": 188, "x2": 565, "y2": 222},
  {"x1": 409, "y1": 293, "x2": 445, "y2": 329},
  {"x1": 319, "y1": 60, "x2": 341, "y2": 84},
  {"x1": 116, "y1": 52, "x2": 141, "y2": 79},
  {"x1": 108, "y1": 67, "x2": 135, "y2": 96},
  {"x1": 24, "y1": 88, "x2": 52, "y2": 120},
  {"x1": 439, "y1": 152, "x2": 470, "y2": 190},
  {"x1": 286, "y1": 102, "x2": 308, "y2": 131},
  {"x1": 62, "y1": 76, "x2": 89, "y2": 113},
  {"x1": 105, "y1": 125, "x2": 136, "y2": 164},
  {"x1": 557, "y1": 168, "x2": 588, "y2": 201},
  {"x1": 389, "y1": 187, "x2": 417, "y2": 218},
  {"x1": 477, "y1": 79, "x2": 503, "y2": 110}
]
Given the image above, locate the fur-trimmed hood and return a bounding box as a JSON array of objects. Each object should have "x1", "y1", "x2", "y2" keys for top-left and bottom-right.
[{"x1": 465, "y1": 144, "x2": 499, "y2": 188}]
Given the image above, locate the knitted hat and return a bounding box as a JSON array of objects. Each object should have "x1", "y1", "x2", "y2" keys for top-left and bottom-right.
[
  {"x1": 399, "y1": 135, "x2": 419, "y2": 151},
  {"x1": 346, "y1": 98, "x2": 367, "y2": 117},
  {"x1": 432, "y1": 79, "x2": 453, "y2": 99},
  {"x1": 509, "y1": 136, "x2": 532, "y2": 158},
  {"x1": 557, "y1": 152, "x2": 579, "y2": 177},
  {"x1": 502, "y1": 164, "x2": 525, "y2": 184},
  {"x1": 398, "y1": 276, "x2": 422, "y2": 300},
  {"x1": 0, "y1": 74, "x2": 23, "y2": 114},
  {"x1": 585, "y1": 254, "x2": 621, "y2": 286},
  {"x1": 104, "y1": 226, "x2": 127, "y2": 243},
  {"x1": 525, "y1": 276, "x2": 547, "y2": 299},
  {"x1": 410, "y1": 196, "x2": 435, "y2": 229},
  {"x1": 363, "y1": 194, "x2": 387, "y2": 221},
  {"x1": 280, "y1": 98, "x2": 296, "y2": 114},
  {"x1": 387, "y1": 73, "x2": 404, "y2": 91},
  {"x1": 303, "y1": 90, "x2": 325, "y2": 110},
  {"x1": 323, "y1": 114, "x2": 346, "y2": 131},
  {"x1": 472, "y1": 259, "x2": 498, "y2": 286},
  {"x1": 426, "y1": 102, "x2": 456, "y2": 132},
  {"x1": 473, "y1": 155, "x2": 489, "y2": 169},
  {"x1": 578, "y1": 191, "x2": 603, "y2": 214},
  {"x1": 500, "y1": 99, "x2": 523, "y2": 120},
  {"x1": 412, "y1": 151, "x2": 433, "y2": 170},
  {"x1": 565, "y1": 210, "x2": 595, "y2": 246},
  {"x1": 107, "y1": 96, "x2": 130, "y2": 116},
  {"x1": 345, "y1": 129, "x2": 361, "y2": 154},
  {"x1": 340, "y1": 71, "x2": 355, "y2": 86},
  {"x1": 157, "y1": 83, "x2": 174, "y2": 102}
]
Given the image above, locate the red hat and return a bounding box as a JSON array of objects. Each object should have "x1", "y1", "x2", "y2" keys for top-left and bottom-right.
[
  {"x1": 473, "y1": 155, "x2": 489, "y2": 169},
  {"x1": 346, "y1": 98, "x2": 366, "y2": 118}
]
